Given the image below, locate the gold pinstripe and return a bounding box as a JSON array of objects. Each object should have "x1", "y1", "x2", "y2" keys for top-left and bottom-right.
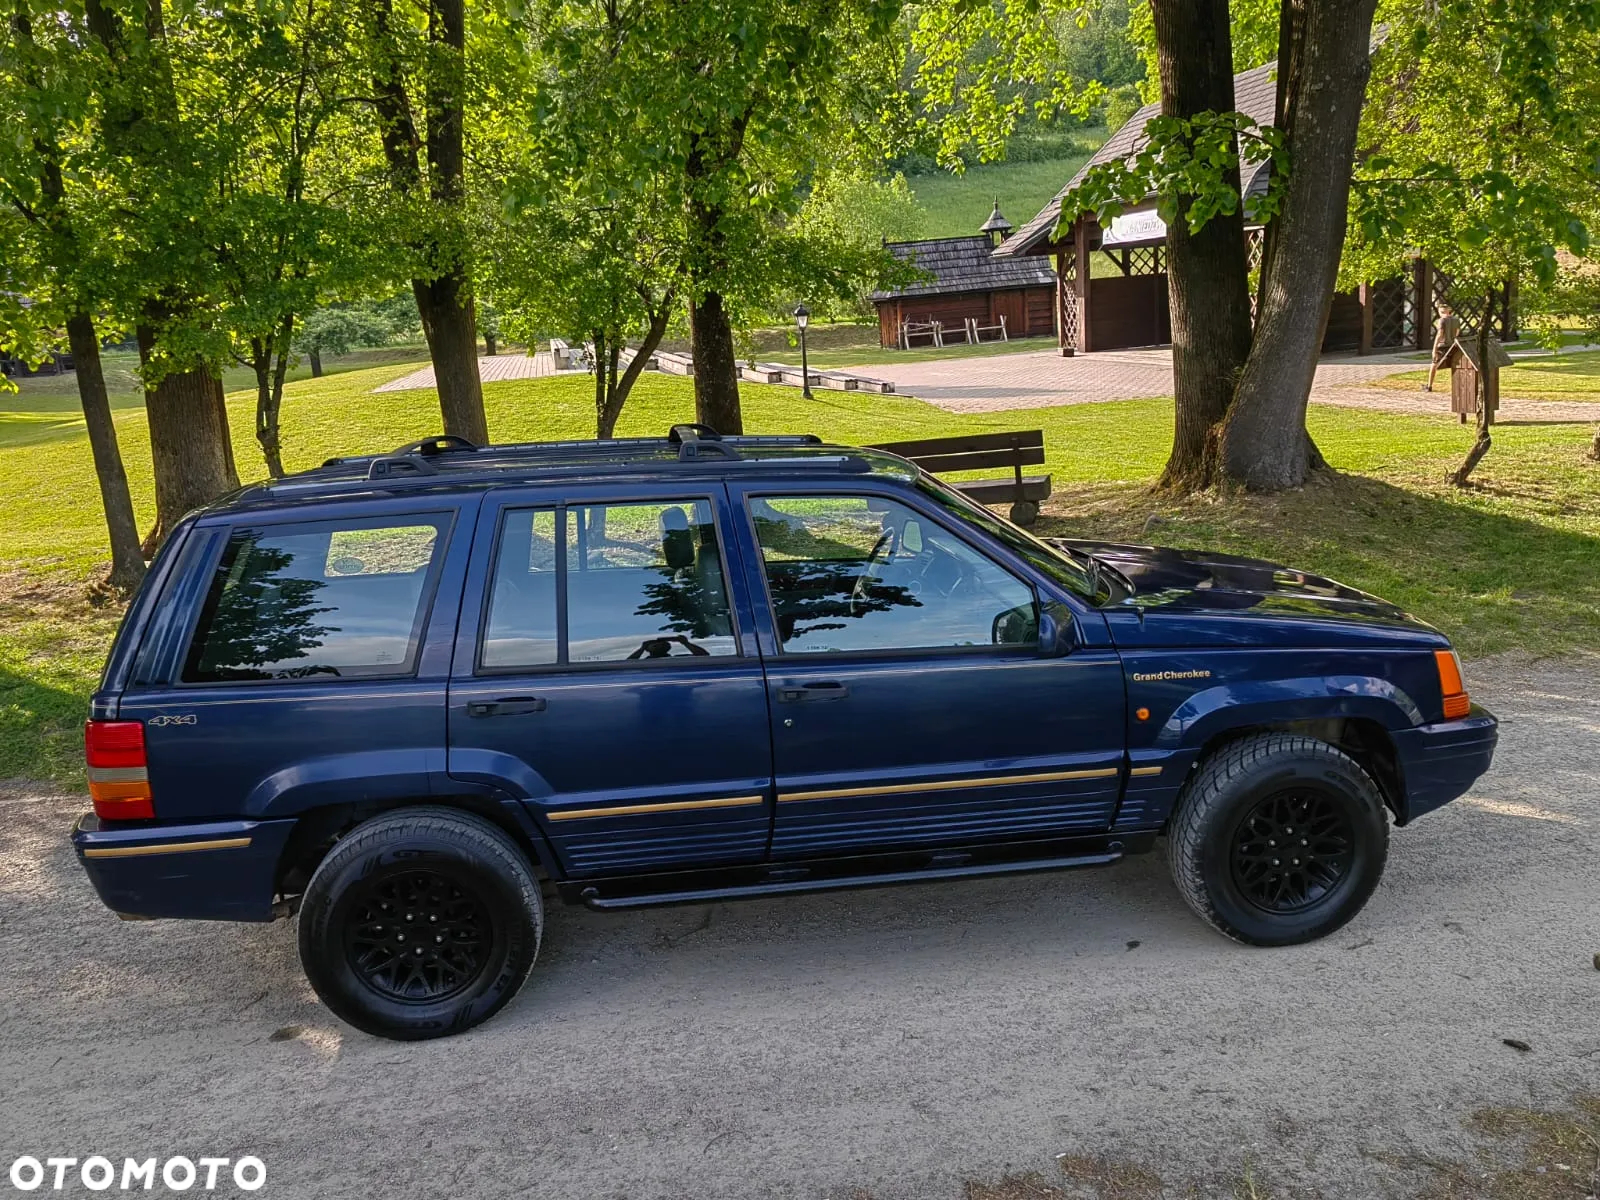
[
  {"x1": 778, "y1": 767, "x2": 1119, "y2": 804},
  {"x1": 546, "y1": 794, "x2": 766, "y2": 822},
  {"x1": 82, "y1": 837, "x2": 253, "y2": 860}
]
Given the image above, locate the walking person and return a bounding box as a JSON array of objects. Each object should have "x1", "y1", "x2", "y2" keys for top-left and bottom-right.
[{"x1": 1424, "y1": 302, "x2": 1461, "y2": 392}]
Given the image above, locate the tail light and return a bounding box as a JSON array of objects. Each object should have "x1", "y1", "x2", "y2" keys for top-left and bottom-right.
[
  {"x1": 85, "y1": 720, "x2": 154, "y2": 820},
  {"x1": 1434, "y1": 650, "x2": 1471, "y2": 720}
]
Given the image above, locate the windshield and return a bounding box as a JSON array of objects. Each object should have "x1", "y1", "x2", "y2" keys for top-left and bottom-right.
[{"x1": 914, "y1": 475, "x2": 1104, "y2": 602}]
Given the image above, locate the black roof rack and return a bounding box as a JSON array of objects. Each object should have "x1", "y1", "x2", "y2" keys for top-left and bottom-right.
[{"x1": 275, "y1": 425, "x2": 853, "y2": 501}]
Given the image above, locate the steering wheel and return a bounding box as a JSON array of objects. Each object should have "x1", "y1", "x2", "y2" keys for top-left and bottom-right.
[{"x1": 848, "y1": 527, "x2": 898, "y2": 617}]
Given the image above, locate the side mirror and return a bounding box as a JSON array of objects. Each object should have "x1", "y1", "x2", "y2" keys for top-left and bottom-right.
[{"x1": 1036, "y1": 601, "x2": 1076, "y2": 658}]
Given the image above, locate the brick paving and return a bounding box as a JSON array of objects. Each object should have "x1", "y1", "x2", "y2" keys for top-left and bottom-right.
[
  {"x1": 836, "y1": 344, "x2": 1600, "y2": 423},
  {"x1": 834, "y1": 346, "x2": 1424, "y2": 413},
  {"x1": 373, "y1": 350, "x2": 556, "y2": 392}
]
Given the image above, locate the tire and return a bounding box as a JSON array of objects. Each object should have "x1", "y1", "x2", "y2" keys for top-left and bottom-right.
[
  {"x1": 1166, "y1": 733, "x2": 1389, "y2": 946},
  {"x1": 297, "y1": 806, "x2": 543, "y2": 1040}
]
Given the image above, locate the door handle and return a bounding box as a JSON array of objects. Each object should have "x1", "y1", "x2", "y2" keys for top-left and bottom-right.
[
  {"x1": 776, "y1": 681, "x2": 850, "y2": 703},
  {"x1": 467, "y1": 696, "x2": 548, "y2": 717}
]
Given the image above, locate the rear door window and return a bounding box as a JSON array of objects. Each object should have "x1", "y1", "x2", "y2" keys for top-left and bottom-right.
[
  {"x1": 182, "y1": 516, "x2": 449, "y2": 682},
  {"x1": 479, "y1": 498, "x2": 737, "y2": 670}
]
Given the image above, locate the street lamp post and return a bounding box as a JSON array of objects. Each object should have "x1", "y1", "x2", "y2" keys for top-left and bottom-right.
[{"x1": 793, "y1": 304, "x2": 813, "y2": 399}]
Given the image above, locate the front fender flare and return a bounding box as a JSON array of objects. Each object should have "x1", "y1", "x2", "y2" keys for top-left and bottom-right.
[{"x1": 1154, "y1": 674, "x2": 1423, "y2": 750}]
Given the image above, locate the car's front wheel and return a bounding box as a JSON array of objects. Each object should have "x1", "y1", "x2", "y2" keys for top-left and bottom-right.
[
  {"x1": 297, "y1": 807, "x2": 543, "y2": 1040},
  {"x1": 1167, "y1": 733, "x2": 1389, "y2": 945}
]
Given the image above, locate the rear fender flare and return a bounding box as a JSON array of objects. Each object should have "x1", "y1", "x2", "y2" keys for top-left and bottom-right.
[{"x1": 245, "y1": 749, "x2": 444, "y2": 818}]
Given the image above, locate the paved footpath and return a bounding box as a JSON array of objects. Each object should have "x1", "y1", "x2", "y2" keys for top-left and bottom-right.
[
  {"x1": 374, "y1": 350, "x2": 556, "y2": 392},
  {"x1": 841, "y1": 345, "x2": 1600, "y2": 423}
]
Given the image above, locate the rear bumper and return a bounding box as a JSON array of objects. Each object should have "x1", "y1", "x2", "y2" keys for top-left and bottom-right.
[
  {"x1": 72, "y1": 813, "x2": 296, "y2": 921},
  {"x1": 1392, "y1": 707, "x2": 1498, "y2": 823}
]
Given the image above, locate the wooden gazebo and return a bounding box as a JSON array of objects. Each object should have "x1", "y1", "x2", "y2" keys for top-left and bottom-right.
[{"x1": 994, "y1": 61, "x2": 1510, "y2": 357}]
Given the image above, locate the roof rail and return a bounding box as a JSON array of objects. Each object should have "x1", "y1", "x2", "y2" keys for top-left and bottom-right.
[
  {"x1": 367, "y1": 455, "x2": 438, "y2": 479},
  {"x1": 670, "y1": 424, "x2": 740, "y2": 461},
  {"x1": 667, "y1": 423, "x2": 723, "y2": 445},
  {"x1": 393, "y1": 435, "x2": 479, "y2": 457}
]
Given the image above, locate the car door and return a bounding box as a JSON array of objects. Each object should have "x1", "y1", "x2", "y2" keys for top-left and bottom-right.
[
  {"x1": 116, "y1": 498, "x2": 473, "y2": 826},
  {"x1": 447, "y1": 483, "x2": 774, "y2": 877},
  {"x1": 728, "y1": 482, "x2": 1125, "y2": 859}
]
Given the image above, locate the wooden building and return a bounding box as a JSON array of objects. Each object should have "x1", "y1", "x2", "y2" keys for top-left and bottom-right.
[
  {"x1": 870, "y1": 210, "x2": 1058, "y2": 349},
  {"x1": 994, "y1": 61, "x2": 1509, "y2": 356}
]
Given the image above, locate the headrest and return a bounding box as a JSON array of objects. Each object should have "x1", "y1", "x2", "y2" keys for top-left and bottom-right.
[{"x1": 660, "y1": 507, "x2": 694, "y2": 570}]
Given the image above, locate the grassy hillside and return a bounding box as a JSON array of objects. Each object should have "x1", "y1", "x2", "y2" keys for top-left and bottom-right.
[{"x1": 907, "y1": 144, "x2": 1101, "y2": 240}]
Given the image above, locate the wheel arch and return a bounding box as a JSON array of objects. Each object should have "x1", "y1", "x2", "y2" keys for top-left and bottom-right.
[
  {"x1": 1188, "y1": 716, "x2": 1407, "y2": 825},
  {"x1": 273, "y1": 793, "x2": 563, "y2": 900}
]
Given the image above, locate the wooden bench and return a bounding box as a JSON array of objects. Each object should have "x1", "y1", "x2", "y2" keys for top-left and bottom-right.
[
  {"x1": 965, "y1": 314, "x2": 1008, "y2": 344},
  {"x1": 868, "y1": 430, "x2": 1050, "y2": 525},
  {"x1": 899, "y1": 319, "x2": 940, "y2": 349}
]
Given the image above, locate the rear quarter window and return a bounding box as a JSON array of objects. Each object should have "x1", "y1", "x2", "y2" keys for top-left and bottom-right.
[{"x1": 182, "y1": 515, "x2": 450, "y2": 682}]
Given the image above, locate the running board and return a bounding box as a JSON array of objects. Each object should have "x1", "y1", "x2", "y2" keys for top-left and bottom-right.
[{"x1": 573, "y1": 847, "x2": 1125, "y2": 911}]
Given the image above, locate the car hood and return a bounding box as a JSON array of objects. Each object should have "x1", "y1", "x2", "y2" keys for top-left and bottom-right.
[{"x1": 1047, "y1": 538, "x2": 1431, "y2": 631}]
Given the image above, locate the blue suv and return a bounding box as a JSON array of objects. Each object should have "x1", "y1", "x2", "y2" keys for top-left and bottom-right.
[{"x1": 73, "y1": 427, "x2": 1497, "y2": 1039}]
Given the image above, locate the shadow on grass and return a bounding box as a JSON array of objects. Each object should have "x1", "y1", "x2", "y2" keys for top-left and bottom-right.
[
  {"x1": 0, "y1": 663, "x2": 90, "y2": 783},
  {"x1": 1031, "y1": 471, "x2": 1600, "y2": 657}
]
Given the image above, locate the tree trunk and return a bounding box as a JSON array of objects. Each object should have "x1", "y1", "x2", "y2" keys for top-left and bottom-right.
[
  {"x1": 137, "y1": 325, "x2": 240, "y2": 552},
  {"x1": 10, "y1": 5, "x2": 143, "y2": 590},
  {"x1": 1449, "y1": 292, "x2": 1498, "y2": 486},
  {"x1": 484, "y1": 332, "x2": 497, "y2": 356},
  {"x1": 592, "y1": 327, "x2": 609, "y2": 435},
  {"x1": 253, "y1": 313, "x2": 293, "y2": 478},
  {"x1": 1218, "y1": 0, "x2": 1378, "y2": 490},
  {"x1": 66, "y1": 314, "x2": 145, "y2": 591},
  {"x1": 413, "y1": 275, "x2": 488, "y2": 444},
  {"x1": 1151, "y1": 0, "x2": 1256, "y2": 493},
  {"x1": 690, "y1": 291, "x2": 742, "y2": 435},
  {"x1": 309, "y1": 348, "x2": 322, "y2": 377},
  {"x1": 368, "y1": 0, "x2": 487, "y2": 446}
]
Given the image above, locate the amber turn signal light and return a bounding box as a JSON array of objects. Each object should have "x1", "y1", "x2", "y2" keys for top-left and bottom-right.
[{"x1": 1434, "y1": 650, "x2": 1471, "y2": 720}]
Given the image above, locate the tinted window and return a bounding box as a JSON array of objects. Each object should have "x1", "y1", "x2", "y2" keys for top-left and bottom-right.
[
  {"x1": 481, "y1": 509, "x2": 559, "y2": 669},
  {"x1": 480, "y1": 499, "x2": 737, "y2": 670},
  {"x1": 567, "y1": 501, "x2": 736, "y2": 662},
  {"x1": 183, "y1": 517, "x2": 447, "y2": 682},
  {"x1": 752, "y1": 495, "x2": 1036, "y2": 654}
]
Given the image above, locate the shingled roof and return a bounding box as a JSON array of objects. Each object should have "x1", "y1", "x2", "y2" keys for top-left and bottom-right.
[
  {"x1": 995, "y1": 60, "x2": 1279, "y2": 258},
  {"x1": 870, "y1": 235, "x2": 1057, "y2": 301}
]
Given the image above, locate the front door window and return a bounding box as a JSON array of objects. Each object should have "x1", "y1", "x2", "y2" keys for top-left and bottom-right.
[{"x1": 750, "y1": 495, "x2": 1037, "y2": 654}]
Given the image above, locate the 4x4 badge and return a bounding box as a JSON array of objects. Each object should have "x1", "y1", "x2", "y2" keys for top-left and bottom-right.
[{"x1": 147, "y1": 714, "x2": 198, "y2": 727}]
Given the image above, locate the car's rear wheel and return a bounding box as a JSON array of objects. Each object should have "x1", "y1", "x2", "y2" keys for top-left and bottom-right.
[
  {"x1": 1167, "y1": 733, "x2": 1389, "y2": 945},
  {"x1": 297, "y1": 807, "x2": 542, "y2": 1040}
]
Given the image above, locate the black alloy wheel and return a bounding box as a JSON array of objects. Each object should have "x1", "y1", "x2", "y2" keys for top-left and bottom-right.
[
  {"x1": 344, "y1": 868, "x2": 494, "y2": 1004},
  {"x1": 1227, "y1": 788, "x2": 1355, "y2": 914}
]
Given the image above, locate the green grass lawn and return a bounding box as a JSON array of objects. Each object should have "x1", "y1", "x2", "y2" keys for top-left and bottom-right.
[
  {"x1": 4, "y1": 359, "x2": 1599, "y2": 784},
  {"x1": 1377, "y1": 348, "x2": 1600, "y2": 399}
]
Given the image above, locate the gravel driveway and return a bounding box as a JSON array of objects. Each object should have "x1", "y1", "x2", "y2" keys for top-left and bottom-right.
[{"x1": 3, "y1": 656, "x2": 1597, "y2": 1198}]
